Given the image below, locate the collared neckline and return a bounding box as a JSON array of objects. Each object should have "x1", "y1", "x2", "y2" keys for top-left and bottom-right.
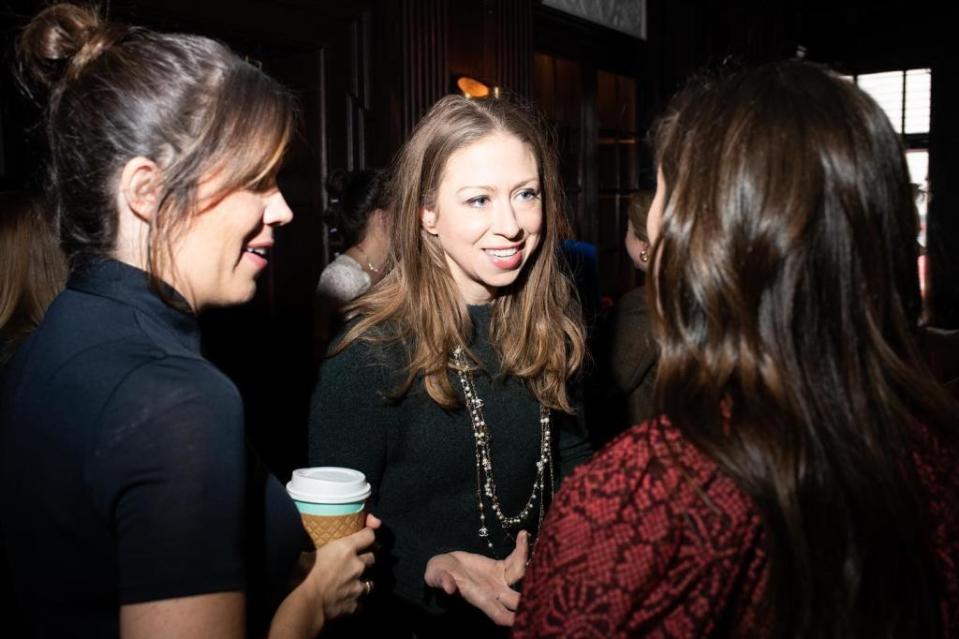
[{"x1": 68, "y1": 259, "x2": 201, "y2": 352}]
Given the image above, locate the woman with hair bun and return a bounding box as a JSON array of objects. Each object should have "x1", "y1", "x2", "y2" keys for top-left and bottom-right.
[
  {"x1": 515, "y1": 61, "x2": 959, "y2": 638},
  {"x1": 0, "y1": 5, "x2": 377, "y2": 637},
  {"x1": 317, "y1": 168, "x2": 390, "y2": 305},
  {"x1": 313, "y1": 168, "x2": 390, "y2": 357}
]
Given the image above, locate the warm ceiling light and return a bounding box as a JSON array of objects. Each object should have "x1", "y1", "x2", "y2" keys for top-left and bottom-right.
[{"x1": 457, "y1": 76, "x2": 491, "y2": 99}]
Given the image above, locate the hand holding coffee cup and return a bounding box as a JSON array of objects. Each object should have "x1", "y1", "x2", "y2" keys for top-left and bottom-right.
[
  {"x1": 287, "y1": 467, "x2": 372, "y2": 547},
  {"x1": 293, "y1": 512, "x2": 380, "y2": 630}
]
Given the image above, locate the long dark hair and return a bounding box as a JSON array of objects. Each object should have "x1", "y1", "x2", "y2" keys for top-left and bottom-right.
[
  {"x1": 325, "y1": 169, "x2": 388, "y2": 247},
  {"x1": 16, "y1": 3, "x2": 294, "y2": 291},
  {"x1": 650, "y1": 61, "x2": 958, "y2": 637}
]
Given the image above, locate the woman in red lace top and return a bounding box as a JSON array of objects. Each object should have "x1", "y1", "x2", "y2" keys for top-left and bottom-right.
[{"x1": 514, "y1": 61, "x2": 959, "y2": 638}]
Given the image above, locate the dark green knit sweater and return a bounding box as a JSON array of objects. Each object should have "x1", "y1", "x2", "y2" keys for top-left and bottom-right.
[{"x1": 308, "y1": 304, "x2": 591, "y2": 637}]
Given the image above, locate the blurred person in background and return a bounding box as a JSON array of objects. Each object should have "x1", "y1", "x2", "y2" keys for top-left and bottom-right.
[
  {"x1": 0, "y1": 191, "x2": 66, "y2": 365},
  {"x1": 590, "y1": 189, "x2": 658, "y2": 446},
  {"x1": 316, "y1": 168, "x2": 390, "y2": 305},
  {"x1": 314, "y1": 168, "x2": 390, "y2": 357}
]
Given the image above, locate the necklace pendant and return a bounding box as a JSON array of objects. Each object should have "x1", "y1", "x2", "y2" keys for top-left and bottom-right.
[{"x1": 478, "y1": 526, "x2": 489, "y2": 538}]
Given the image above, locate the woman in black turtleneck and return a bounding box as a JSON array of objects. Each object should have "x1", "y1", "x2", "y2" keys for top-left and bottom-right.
[{"x1": 1, "y1": 5, "x2": 376, "y2": 637}]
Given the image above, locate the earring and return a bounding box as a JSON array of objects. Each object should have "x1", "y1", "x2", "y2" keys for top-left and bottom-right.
[{"x1": 639, "y1": 249, "x2": 648, "y2": 263}]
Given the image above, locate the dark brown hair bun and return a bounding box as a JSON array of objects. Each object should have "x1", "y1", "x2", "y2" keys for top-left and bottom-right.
[{"x1": 17, "y1": 3, "x2": 124, "y2": 91}]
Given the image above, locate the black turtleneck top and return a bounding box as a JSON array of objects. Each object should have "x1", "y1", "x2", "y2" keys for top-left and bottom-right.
[
  {"x1": 0, "y1": 259, "x2": 306, "y2": 637},
  {"x1": 308, "y1": 304, "x2": 592, "y2": 638}
]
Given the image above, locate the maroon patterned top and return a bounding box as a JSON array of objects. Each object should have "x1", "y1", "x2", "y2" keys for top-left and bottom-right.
[{"x1": 514, "y1": 417, "x2": 959, "y2": 638}]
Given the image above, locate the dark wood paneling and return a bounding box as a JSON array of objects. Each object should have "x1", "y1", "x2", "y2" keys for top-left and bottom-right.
[
  {"x1": 399, "y1": 0, "x2": 448, "y2": 138},
  {"x1": 488, "y1": 0, "x2": 532, "y2": 98},
  {"x1": 532, "y1": 5, "x2": 647, "y2": 299},
  {"x1": 534, "y1": 4, "x2": 645, "y2": 78},
  {"x1": 927, "y1": 60, "x2": 959, "y2": 328}
]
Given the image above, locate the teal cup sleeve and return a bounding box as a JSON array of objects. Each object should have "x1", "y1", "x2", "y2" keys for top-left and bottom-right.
[{"x1": 293, "y1": 500, "x2": 365, "y2": 516}]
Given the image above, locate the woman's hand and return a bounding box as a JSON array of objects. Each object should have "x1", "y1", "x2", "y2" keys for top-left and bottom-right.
[
  {"x1": 270, "y1": 513, "x2": 380, "y2": 638},
  {"x1": 309, "y1": 513, "x2": 380, "y2": 618},
  {"x1": 424, "y1": 530, "x2": 529, "y2": 626}
]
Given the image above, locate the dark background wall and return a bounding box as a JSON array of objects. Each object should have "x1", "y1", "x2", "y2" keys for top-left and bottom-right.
[
  {"x1": 646, "y1": 0, "x2": 957, "y2": 330},
  {"x1": 2, "y1": 0, "x2": 955, "y2": 477}
]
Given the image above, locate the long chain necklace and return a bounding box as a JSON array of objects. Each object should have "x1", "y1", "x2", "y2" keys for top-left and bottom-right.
[{"x1": 451, "y1": 346, "x2": 554, "y2": 553}]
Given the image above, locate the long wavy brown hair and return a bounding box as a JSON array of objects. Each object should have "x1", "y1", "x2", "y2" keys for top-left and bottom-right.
[
  {"x1": 0, "y1": 192, "x2": 67, "y2": 363},
  {"x1": 650, "y1": 61, "x2": 958, "y2": 637},
  {"x1": 336, "y1": 95, "x2": 584, "y2": 412}
]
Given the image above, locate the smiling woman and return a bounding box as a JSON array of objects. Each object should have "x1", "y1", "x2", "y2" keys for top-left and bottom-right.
[
  {"x1": 421, "y1": 132, "x2": 543, "y2": 304},
  {"x1": 308, "y1": 95, "x2": 591, "y2": 638},
  {"x1": 0, "y1": 4, "x2": 378, "y2": 638},
  {"x1": 167, "y1": 184, "x2": 293, "y2": 309}
]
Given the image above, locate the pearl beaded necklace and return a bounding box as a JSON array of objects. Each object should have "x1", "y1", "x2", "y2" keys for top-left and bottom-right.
[{"x1": 450, "y1": 346, "x2": 554, "y2": 552}]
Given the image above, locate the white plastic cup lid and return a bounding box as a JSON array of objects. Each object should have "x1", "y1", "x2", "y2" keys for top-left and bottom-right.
[{"x1": 286, "y1": 467, "x2": 371, "y2": 504}]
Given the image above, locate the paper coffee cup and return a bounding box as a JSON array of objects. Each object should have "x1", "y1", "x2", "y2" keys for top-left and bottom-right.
[{"x1": 286, "y1": 467, "x2": 372, "y2": 547}]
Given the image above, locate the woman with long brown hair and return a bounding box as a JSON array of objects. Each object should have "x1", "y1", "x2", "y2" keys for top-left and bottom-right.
[
  {"x1": 0, "y1": 5, "x2": 377, "y2": 637},
  {"x1": 515, "y1": 61, "x2": 959, "y2": 638},
  {"x1": 0, "y1": 191, "x2": 67, "y2": 365},
  {"x1": 308, "y1": 95, "x2": 590, "y2": 637}
]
